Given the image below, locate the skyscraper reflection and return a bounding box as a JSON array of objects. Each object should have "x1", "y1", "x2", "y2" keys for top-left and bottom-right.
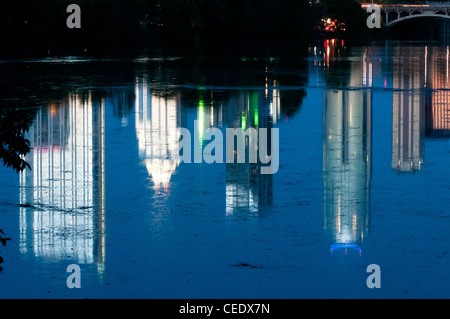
[
  {"x1": 19, "y1": 92, "x2": 105, "y2": 274},
  {"x1": 425, "y1": 46, "x2": 450, "y2": 138},
  {"x1": 196, "y1": 91, "x2": 224, "y2": 147},
  {"x1": 323, "y1": 50, "x2": 372, "y2": 253},
  {"x1": 224, "y1": 89, "x2": 277, "y2": 217},
  {"x1": 135, "y1": 76, "x2": 182, "y2": 189},
  {"x1": 134, "y1": 71, "x2": 280, "y2": 215},
  {"x1": 392, "y1": 47, "x2": 426, "y2": 172}
]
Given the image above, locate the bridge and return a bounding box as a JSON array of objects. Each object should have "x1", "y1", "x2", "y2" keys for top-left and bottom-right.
[{"x1": 362, "y1": 2, "x2": 450, "y2": 27}]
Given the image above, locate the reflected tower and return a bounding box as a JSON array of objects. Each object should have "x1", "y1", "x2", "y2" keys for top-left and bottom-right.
[
  {"x1": 224, "y1": 89, "x2": 277, "y2": 217},
  {"x1": 323, "y1": 49, "x2": 372, "y2": 253},
  {"x1": 392, "y1": 46, "x2": 426, "y2": 172},
  {"x1": 426, "y1": 45, "x2": 450, "y2": 138},
  {"x1": 195, "y1": 90, "x2": 224, "y2": 153},
  {"x1": 19, "y1": 92, "x2": 106, "y2": 275},
  {"x1": 135, "y1": 76, "x2": 182, "y2": 189}
]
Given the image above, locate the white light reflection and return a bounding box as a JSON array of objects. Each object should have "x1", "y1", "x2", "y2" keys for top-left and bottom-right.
[
  {"x1": 135, "y1": 77, "x2": 181, "y2": 189},
  {"x1": 392, "y1": 46, "x2": 425, "y2": 172},
  {"x1": 323, "y1": 55, "x2": 372, "y2": 252},
  {"x1": 224, "y1": 90, "x2": 274, "y2": 217},
  {"x1": 19, "y1": 93, "x2": 106, "y2": 273}
]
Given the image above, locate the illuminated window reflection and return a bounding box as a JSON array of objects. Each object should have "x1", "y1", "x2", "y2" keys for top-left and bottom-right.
[
  {"x1": 19, "y1": 93, "x2": 105, "y2": 274},
  {"x1": 323, "y1": 55, "x2": 372, "y2": 253},
  {"x1": 135, "y1": 77, "x2": 181, "y2": 189}
]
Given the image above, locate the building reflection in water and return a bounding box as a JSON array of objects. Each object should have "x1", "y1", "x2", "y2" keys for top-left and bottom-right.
[
  {"x1": 425, "y1": 46, "x2": 450, "y2": 138},
  {"x1": 196, "y1": 90, "x2": 223, "y2": 145},
  {"x1": 323, "y1": 48, "x2": 372, "y2": 254},
  {"x1": 135, "y1": 76, "x2": 182, "y2": 190},
  {"x1": 392, "y1": 45, "x2": 450, "y2": 172},
  {"x1": 110, "y1": 89, "x2": 135, "y2": 128},
  {"x1": 224, "y1": 87, "x2": 278, "y2": 217},
  {"x1": 134, "y1": 71, "x2": 277, "y2": 216},
  {"x1": 19, "y1": 92, "x2": 105, "y2": 274},
  {"x1": 392, "y1": 47, "x2": 426, "y2": 172}
]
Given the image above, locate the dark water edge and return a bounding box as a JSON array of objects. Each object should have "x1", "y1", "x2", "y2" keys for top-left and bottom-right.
[
  {"x1": 0, "y1": 36, "x2": 312, "y2": 60},
  {"x1": 4, "y1": 31, "x2": 447, "y2": 61}
]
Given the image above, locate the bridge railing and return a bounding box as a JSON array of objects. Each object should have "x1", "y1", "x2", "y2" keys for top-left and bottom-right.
[{"x1": 362, "y1": 3, "x2": 450, "y2": 10}]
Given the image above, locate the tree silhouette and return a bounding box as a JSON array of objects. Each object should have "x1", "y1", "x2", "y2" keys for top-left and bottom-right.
[
  {"x1": 0, "y1": 106, "x2": 34, "y2": 275},
  {"x1": 0, "y1": 106, "x2": 34, "y2": 173},
  {"x1": 0, "y1": 229, "x2": 11, "y2": 274}
]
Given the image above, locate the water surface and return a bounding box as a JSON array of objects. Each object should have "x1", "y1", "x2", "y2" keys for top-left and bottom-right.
[{"x1": 0, "y1": 40, "x2": 449, "y2": 298}]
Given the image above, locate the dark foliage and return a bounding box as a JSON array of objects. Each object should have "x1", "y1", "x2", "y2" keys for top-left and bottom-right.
[
  {"x1": 0, "y1": 0, "x2": 369, "y2": 57},
  {"x1": 0, "y1": 229, "x2": 11, "y2": 274},
  {"x1": 0, "y1": 106, "x2": 34, "y2": 173}
]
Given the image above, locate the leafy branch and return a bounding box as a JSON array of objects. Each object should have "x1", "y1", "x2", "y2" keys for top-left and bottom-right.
[
  {"x1": 0, "y1": 106, "x2": 33, "y2": 173},
  {"x1": 0, "y1": 229, "x2": 11, "y2": 274}
]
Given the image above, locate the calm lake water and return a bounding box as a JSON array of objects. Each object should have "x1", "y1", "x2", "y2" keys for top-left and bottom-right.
[{"x1": 0, "y1": 40, "x2": 449, "y2": 298}]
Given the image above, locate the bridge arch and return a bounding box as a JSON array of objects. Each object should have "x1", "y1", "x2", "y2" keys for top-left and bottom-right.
[{"x1": 362, "y1": 3, "x2": 450, "y2": 28}]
